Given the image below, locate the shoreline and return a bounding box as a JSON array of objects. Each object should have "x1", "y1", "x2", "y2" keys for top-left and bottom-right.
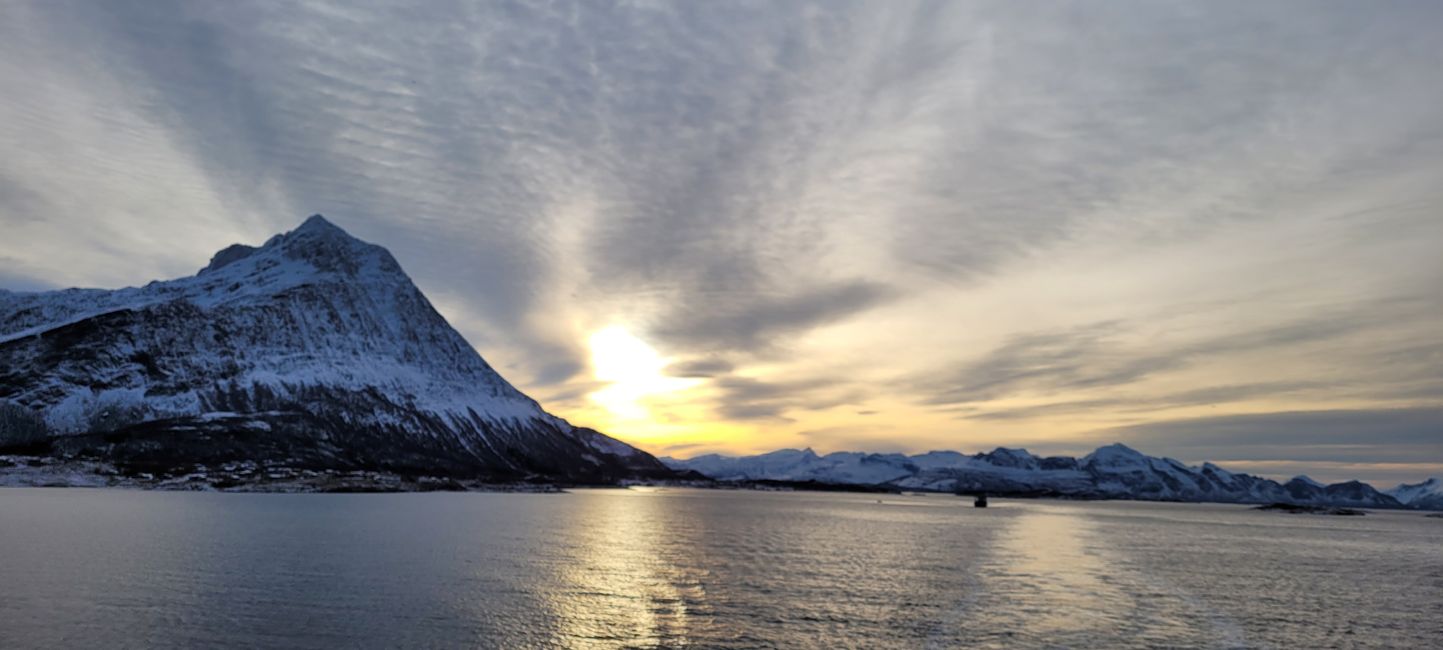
[
  {"x1": 0, "y1": 454, "x2": 571, "y2": 493},
  {"x1": 4, "y1": 455, "x2": 1441, "y2": 513}
]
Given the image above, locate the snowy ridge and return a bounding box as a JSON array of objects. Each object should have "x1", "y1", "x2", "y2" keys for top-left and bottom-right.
[
  {"x1": 0, "y1": 215, "x2": 671, "y2": 481},
  {"x1": 663, "y1": 443, "x2": 1425, "y2": 510},
  {"x1": 1291, "y1": 475, "x2": 1326, "y2": 489},
  {"x1": 1386, "y1": 478, "x2": 1443, "y2": 510}
]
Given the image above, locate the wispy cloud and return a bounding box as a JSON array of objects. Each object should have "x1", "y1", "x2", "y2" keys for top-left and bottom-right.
[
  {"x1": 652, "y1": 280, "x2": 896, "y2": 353},
  {"x1": 1088, "y1": 407, "x2": 1443, "y2": 481},
  {"x1": 664, "y1": 358, "x2": 735, "y2": 379},
  {"x1": 710, "y1": 375, "x2": 866, "y2": 422},
  {"x1": 920, "y1": 297, "x2": 1440, "y2": 408}
]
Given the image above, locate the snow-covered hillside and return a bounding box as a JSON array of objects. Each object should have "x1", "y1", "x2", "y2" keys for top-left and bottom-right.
[
  {"x1": 1387, "y1": 478, "x2": 1443, "y2": 510},
  {"x1": 0, "y1": 215, "x2": 670, "y2": 481},
  {"x1": 663, "y1": 443, "x2": 1421, "y2": 510}
]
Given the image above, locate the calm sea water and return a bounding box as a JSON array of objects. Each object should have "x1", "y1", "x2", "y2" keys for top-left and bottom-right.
[{"x1": 0, "y1": 488, "x2": 1439, "y2": 649}]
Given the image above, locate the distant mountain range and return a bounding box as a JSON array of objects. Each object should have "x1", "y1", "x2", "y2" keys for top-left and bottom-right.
[
  {"x1": 0, "y1": 215, "x2": 675, "y2": 485},
  {"x1": 663, "y1": 444, "x2": 1443, "y2": 510}
]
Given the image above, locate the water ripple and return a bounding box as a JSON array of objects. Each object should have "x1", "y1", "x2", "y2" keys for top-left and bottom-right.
[{"x1": 0, "y1": 489, "x2": 1438, "y2": 648}]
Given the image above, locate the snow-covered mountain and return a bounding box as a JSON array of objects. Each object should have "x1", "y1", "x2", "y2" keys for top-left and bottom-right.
[
  {"x1": 0, "y1": 215, "x2": 671, "y2": 482},
  {"x1": 1290, "y1": 475, "x2": 1326, "y2": 489},
  {"x1": 663, "y1": 443, "x2": 1422, "y2": 509},
  {"x1": 1387, "y1": 478, "x2": 1443, "y2": 510}
]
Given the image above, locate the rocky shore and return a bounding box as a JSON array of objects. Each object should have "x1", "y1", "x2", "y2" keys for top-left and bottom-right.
[
  {"x1": 0, "y1": 455, "x2": 564, "y2": 493},
  {"x1": 1254, "y1": 502, "x2": 1366, "y2": 516}
]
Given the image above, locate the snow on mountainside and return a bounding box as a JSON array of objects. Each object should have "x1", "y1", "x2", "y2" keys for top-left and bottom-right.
[
  {"x1": 663, "y1": 443, "x2": 1425, "y2": 510},
  {"x1": 0, "y1": 215, "x2": 671, "y2": 482},
  {"x1": 1292, "y1": 475, "x2": 1326, "y2": 489},
  {"x1": 1387, "y1": 478, "x2": 1443, "y2": 510},
  {"x1": 669, "y1": 448, "x2": 918, "y2": 485}
]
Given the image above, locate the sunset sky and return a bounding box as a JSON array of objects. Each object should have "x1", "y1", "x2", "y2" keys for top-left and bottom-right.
[{"x1": 2, "y1": 1, "x2": 1440, "y2": 483}]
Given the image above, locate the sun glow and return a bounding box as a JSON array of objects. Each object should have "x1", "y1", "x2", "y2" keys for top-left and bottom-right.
[{"x1": 587, "y1": 326, "x2": 696, "y2": 421}]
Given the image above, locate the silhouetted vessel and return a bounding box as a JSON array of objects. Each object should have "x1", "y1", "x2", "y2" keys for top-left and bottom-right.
[{"x1": 974, "y1": 493, "x2": 988, "y2": 508}]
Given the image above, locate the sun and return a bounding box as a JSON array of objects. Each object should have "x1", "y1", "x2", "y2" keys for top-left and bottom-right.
[{"x1": 587, "y1": 326, "x2": 695, "y2": 420}]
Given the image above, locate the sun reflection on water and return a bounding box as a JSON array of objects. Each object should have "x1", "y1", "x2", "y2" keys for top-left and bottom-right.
[
  {"x1": 545, "y1": 490, "x2": 713, "y2": 648},
  {"x1": 963, "y1": 503, "x2": 1230, "y2": 648},
  {"x1": 972, "y1": 504, "x2": 1136, "y2": 645}
]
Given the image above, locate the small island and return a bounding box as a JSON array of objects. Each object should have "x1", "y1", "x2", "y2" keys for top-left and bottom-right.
[{"x1": 1254, "y1": 502, "x2": 1366, "y2": 516}]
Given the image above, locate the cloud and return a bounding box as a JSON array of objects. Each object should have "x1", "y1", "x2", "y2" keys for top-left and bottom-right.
[
  {"x1": 1093, "y1": 407, "x2": 1443, "y2": 465},
  {"x1": 710, "y1": 375, "x2": 863, "y2": 422},
  {"x1": 0, "y1": 261, "x2": 57, "y2": 293},
  {"x1": 664, "y1": 358, "x2": 735, "y2": 379},
  {"x1": 655, "y1": 442, "x2": 708, "y2": 456},
  {"x1": 921, "y1": 298, "x2": 1436, "y2": 407},
  {"x1": 792, "y1": 425, "x2": 910, "y2": 455},
  {"x1": 652, "y1": 280, "x2": 896, "y2": 353},
  {"x1": 919, "y1": 321, "x2": 1162, "y2": 404},
  {"x1": 963, "y1": 381, "x2": 1330, "y2": 421}
]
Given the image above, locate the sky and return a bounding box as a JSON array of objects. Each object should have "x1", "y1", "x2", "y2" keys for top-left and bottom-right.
[{"x1": 1, "y1": 1, "x2": 1441, "y2": 484}]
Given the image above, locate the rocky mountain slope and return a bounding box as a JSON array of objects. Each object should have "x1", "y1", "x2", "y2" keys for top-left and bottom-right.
[
  {"x1": 0, "y1": 215, "x2": 673, "y2": 483},
  {"x1": 664, "y1": 444, "x2": 1431, "y2": 510}
]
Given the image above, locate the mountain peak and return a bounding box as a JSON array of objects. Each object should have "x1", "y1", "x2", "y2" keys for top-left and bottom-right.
[
  {"x1": 280, "y1": 214, "x2": 365, "y2": 248},
  {"x1": 199, "y1": 243, "x2": 259, "y2": 275},
  {"x1": 978, "y1": 447, "x2": 1040, "y2": 469},
  {"x1": 199, "y1": 215, "x2": 365, "y2": 277},
  {"x1": 1087, "y1": 442, "x2": 1143, "y2": 459},
  {"x1": 1, "y1": 214, "x2": 674, "y2": 483},
  {"x1": 296, "y1": 213, "x2": 344, "y2": 234},
  {"x1": 182, "y1": 215, "x2": 412, "y2": 309},
  {"x1": 1081, "y1": 442, "x2": 1149, "y2": 469},
  {"x1": 1387, "y1": 477, "x2": 1443, "y2": 506},
  {"x1": 263, "y1": 214, "x2": 405, "y2": 280}
]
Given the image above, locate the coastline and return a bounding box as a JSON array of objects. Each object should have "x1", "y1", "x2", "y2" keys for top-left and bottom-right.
[
  {"x1": 6, "y1": 454, "x2": 1441, "y2": 515},
  {"x1": 0, "y1": 455, "x2": 566, "y2": 493}
]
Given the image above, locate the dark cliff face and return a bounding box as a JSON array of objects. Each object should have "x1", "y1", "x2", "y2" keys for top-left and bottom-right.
[{"x1": 0, "y1": 215, "x2": 675, "y2": 482}]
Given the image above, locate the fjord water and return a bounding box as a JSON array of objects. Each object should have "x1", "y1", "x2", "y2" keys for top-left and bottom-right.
[{"x1": 1, "y1": 489, "x2": 1438, "y2": 649}]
